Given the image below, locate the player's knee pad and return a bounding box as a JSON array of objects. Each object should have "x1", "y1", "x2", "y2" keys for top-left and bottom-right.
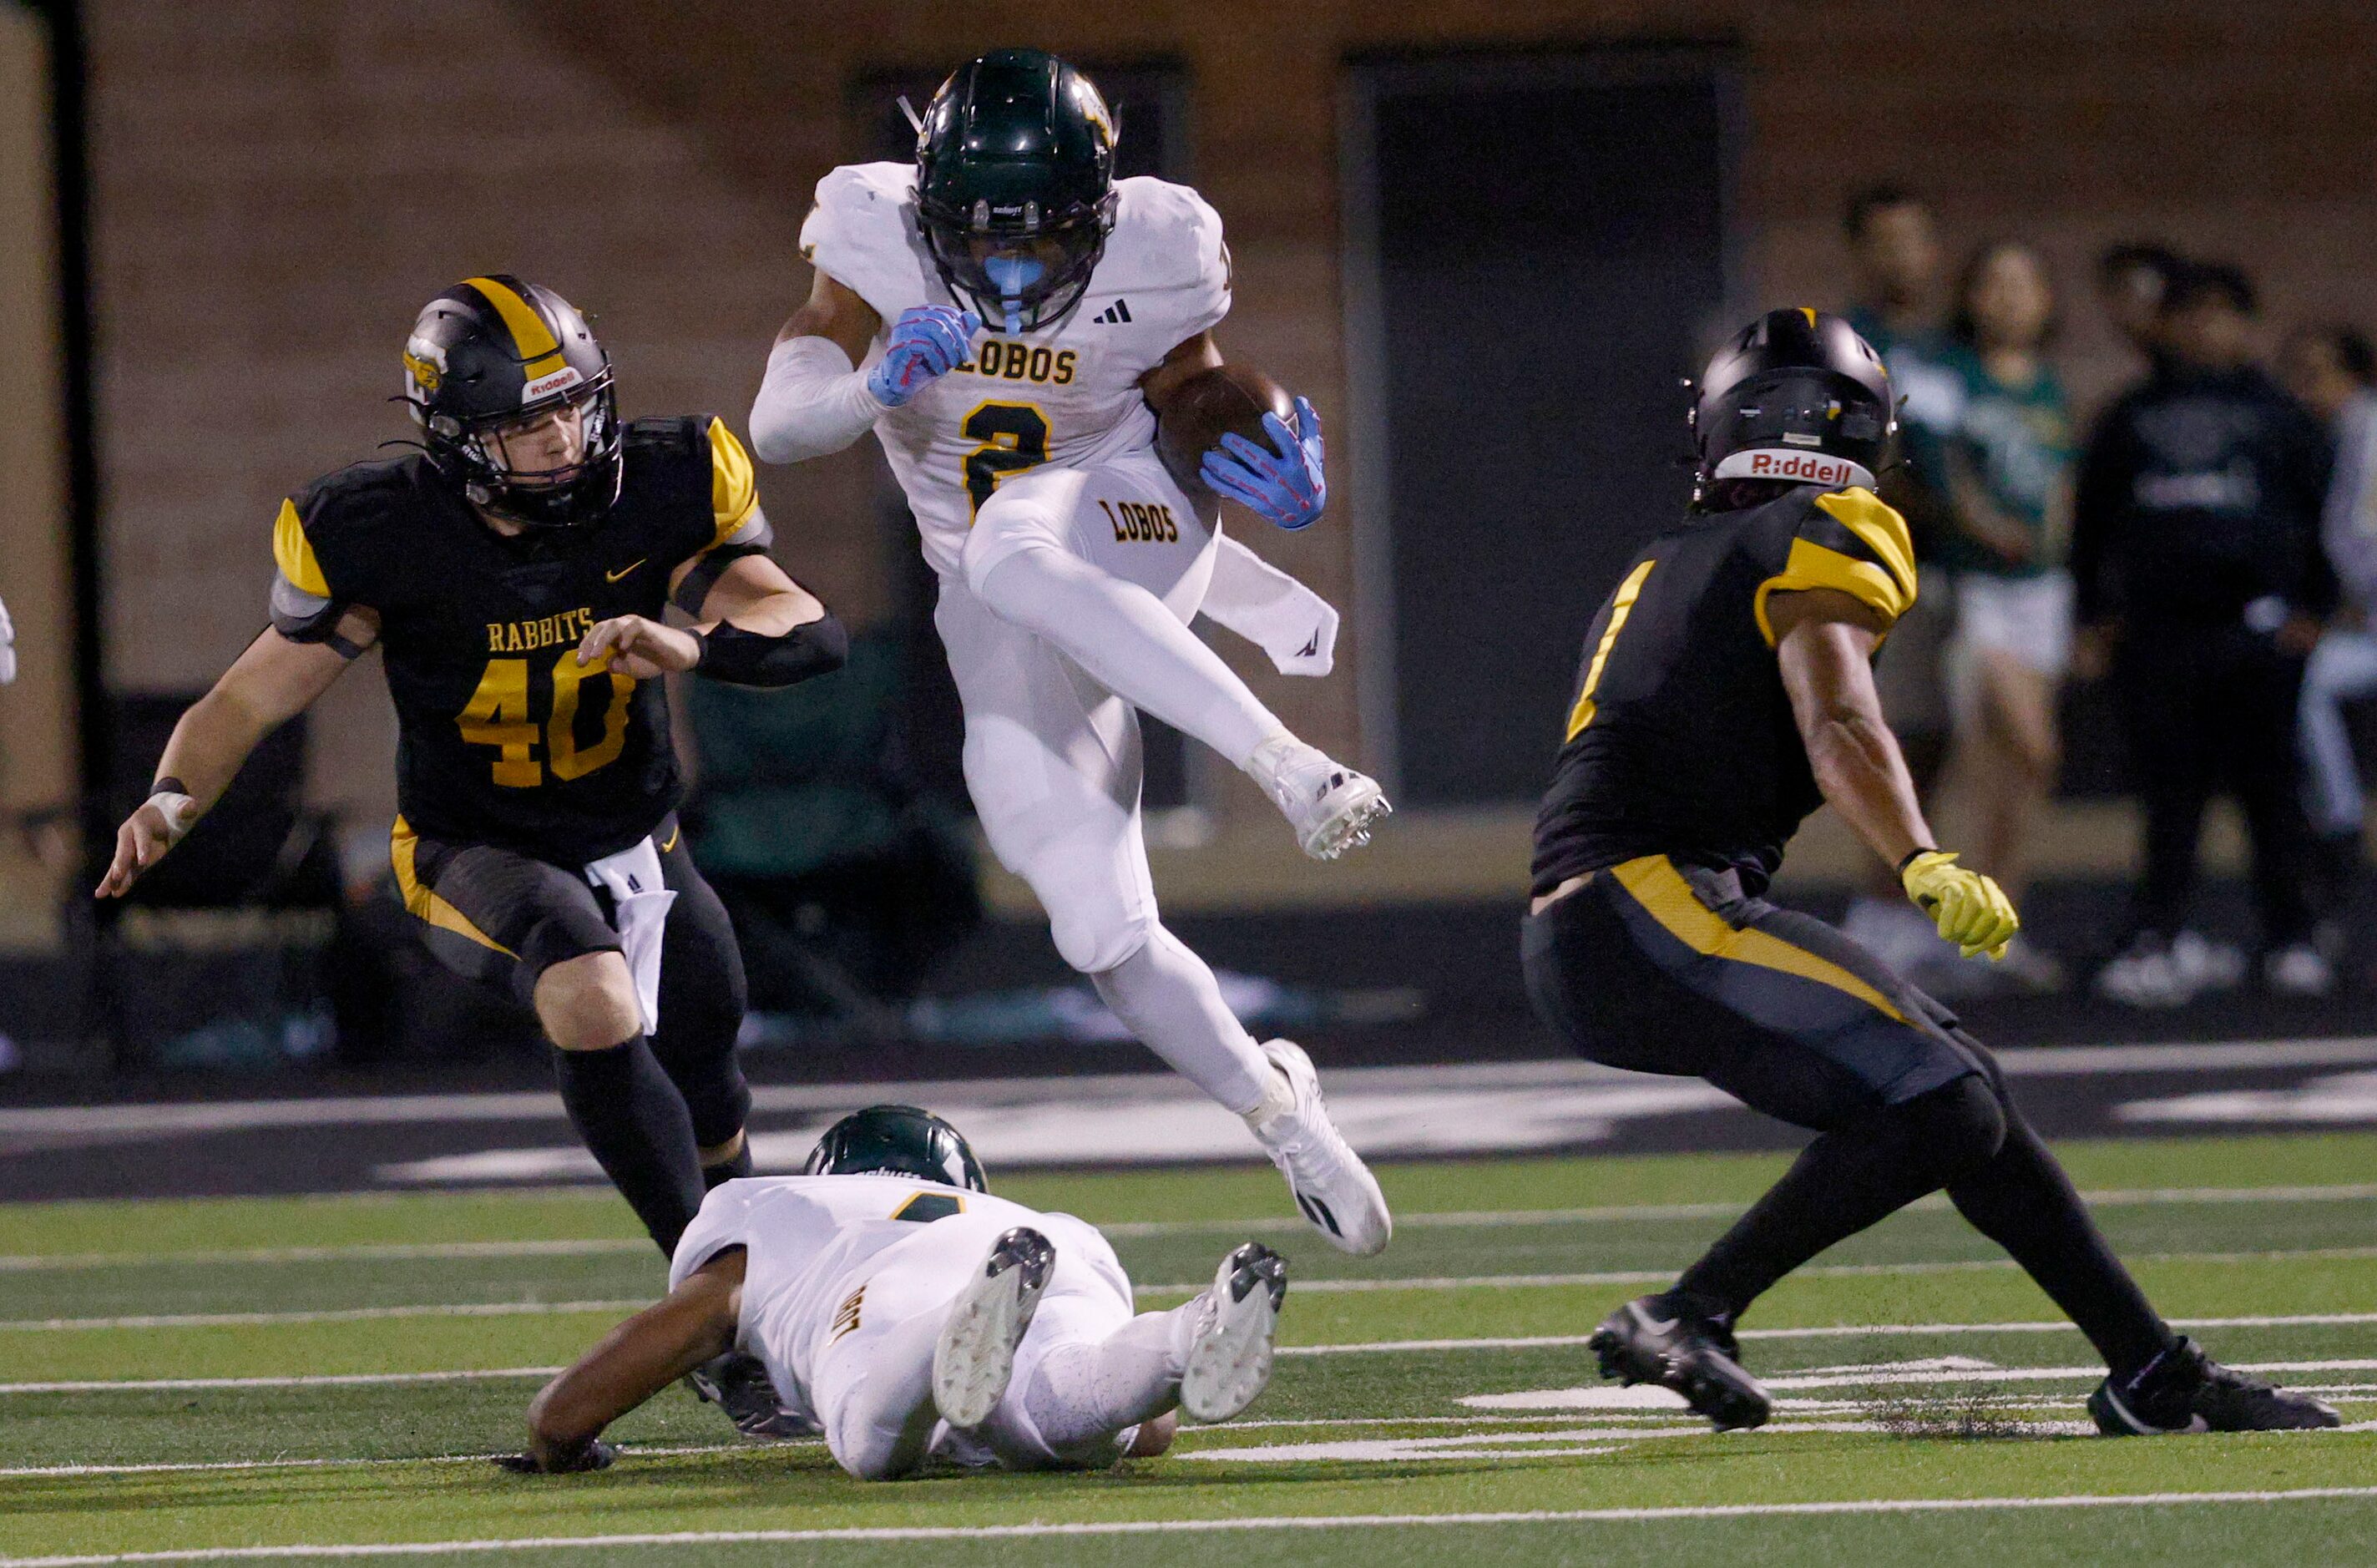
[
  {"x1": 961, "y1": 497, "x2": 1065, "y2": 604},
  {"x1": 1049, "y1": 898, "x2": 1154, "y2": 977},
  {"x1": 1889, "y1": 1073, "x2": 2009, "y2": 1186}
]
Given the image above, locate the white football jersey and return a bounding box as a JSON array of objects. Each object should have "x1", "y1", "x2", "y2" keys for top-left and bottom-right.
[
  {"x1": 670, "y1": 1173, "x2": 1129, "y2": 1421},
  {"x1": 800, "y1": 161, "x2": 1231, "y2": 577}
]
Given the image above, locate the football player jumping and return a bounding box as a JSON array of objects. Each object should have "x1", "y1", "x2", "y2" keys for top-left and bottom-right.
[
  {"x1": 97, "y1": 276, "x2": 844, "y2": 1436},
  {"x1": 503, "y1": 1105, "x2": 1288, "y2": 1479},
  {"x1": 748, "y1": 51, "x2": 1389, "y2": 1256}
]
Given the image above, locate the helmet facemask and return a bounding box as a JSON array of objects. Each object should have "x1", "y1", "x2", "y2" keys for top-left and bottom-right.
[
  {"x1": 416, "y1": 368, "x2": 623, "y2": 529},
  {"x1": 918, "y1": 190, "x2": 1116, "y2": 335}
]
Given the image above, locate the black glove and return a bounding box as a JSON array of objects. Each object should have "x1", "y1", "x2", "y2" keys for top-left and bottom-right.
[{"x1": 493, "y1": 1437, "x2": 617, "y2": 1474}]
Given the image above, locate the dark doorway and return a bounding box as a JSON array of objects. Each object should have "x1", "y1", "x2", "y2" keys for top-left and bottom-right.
[
  {"x1": 1342, "y1": 48, "x2": 1739, "y2": 805},
  {"x1": 848, "y1": 61, "x2": 1197, "y2": 813}
]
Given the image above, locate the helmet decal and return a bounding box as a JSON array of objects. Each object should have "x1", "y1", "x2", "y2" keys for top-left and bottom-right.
[
  {"x1": 402, "y1": 276, "x2": 622, "y2": 529},
  {"x1": 1690, "y1": 307, "x2": 1896, "y2": 508}
]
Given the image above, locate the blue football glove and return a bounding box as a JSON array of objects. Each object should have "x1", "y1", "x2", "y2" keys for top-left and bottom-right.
[
  {"x1": 867, "y1": 306, "x2": 979, "y2": 407},
  {"x1": 1201, "y1": 396, "x2": 1327, "y2": 531}
]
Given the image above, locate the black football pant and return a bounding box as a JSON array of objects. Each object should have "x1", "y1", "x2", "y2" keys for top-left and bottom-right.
[
  {"x1": 394, "y1": 814, "x2": 751, "y2": 1255},
  {"x1": 2114, "y1": 622, "x2": 2314, "y2": 947},
  {"x1": 1522, "y1": 856, "x2": 2172, "y2": 1377}
]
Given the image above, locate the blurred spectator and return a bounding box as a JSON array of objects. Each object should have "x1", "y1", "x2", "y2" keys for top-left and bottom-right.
[
  {"x1": 2076, "y1": 263, "x2": 2339, "y2": 1004},
  {"x1": 2279, "y1": 325, "x2": 2377, "y2": 898},
  {"x1": 1837, "y1": 185, "x2": 1965, "y2": 974},
  {"x1": 1934, "y1": 241, "x2": 2076, "y2": 992},
  {"x1": 2095, "y1": 242, "x2": 2187, "y2": 368}
]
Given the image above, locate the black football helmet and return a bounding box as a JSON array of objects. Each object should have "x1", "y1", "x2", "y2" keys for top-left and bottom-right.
[
  {"x1": 1690, "y1": 307, "x2": 1895, "y2": 503},
  {"x1": 913, "y1": 49, "x2": 1119, "y2": 335},
  {"x1": 402, "y1": 276, "x2": 622, "y2": 528},
  {"x1": 806, "y1": 1105, "x2": 989, "y2": 1191}
]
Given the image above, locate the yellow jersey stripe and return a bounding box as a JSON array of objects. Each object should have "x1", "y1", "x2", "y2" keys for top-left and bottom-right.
[
  {"x1": 1564, "y1": 559, "x2": 1657, "y2": 741},
  {"x1": 1611, "y1": 856, "x2": 1907, "y2": 1023},
  {"x1": 390, "y1": 817, "x2": 517, "y2": 959},
  {"x1": 271, "y1": 498, "x2": 330, "y2": 598},
  {"x1": 1752, "y1": 538, "x2": 1914, "y2": 648},
  {"x1": 707, "y1": 417, "x2": 759, "y2": 544},
  {"x1": 1814, "y1": 488, "x2": 1917, "y2": 604},
  {"x1": 464, "y1": 276, "x2": 566, "y2": 378}
]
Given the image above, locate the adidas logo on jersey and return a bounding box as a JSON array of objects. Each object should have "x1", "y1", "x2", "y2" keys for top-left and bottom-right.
[{"x1": 1093, "y1": 299, "x2": 1134, "y2": 325}]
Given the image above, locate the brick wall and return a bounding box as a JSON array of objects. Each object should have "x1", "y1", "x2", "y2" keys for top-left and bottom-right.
[{"x1": 87, "y1": 0, "x2": 2377, "y2": 827}]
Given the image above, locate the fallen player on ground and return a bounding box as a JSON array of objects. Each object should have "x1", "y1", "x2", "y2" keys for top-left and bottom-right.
[{"x1": 500, "y1": 1105, "x2": 1288, "y2": 1479}]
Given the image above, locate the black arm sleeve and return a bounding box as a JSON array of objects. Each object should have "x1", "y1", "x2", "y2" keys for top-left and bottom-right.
[{"x1": 693, "y1": 612, "x2": 849, "y2": 689}]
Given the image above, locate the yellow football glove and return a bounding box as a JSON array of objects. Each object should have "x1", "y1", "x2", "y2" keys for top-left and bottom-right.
[{"x1": 1899, "y1": 849, "x2": 2020, "y2": 961}]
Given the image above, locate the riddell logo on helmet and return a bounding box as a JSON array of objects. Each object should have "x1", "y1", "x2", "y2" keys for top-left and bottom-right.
[
  {"x1": 520, "y1": 365, "x2": 584, "y2": 403},
  {"x1": 1746, "y1": 451, "x2": 1854, "y2": 484}
]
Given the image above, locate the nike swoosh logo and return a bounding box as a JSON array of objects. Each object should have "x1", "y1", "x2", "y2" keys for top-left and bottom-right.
[
  {"x1": 659, "y1": 826, "x2": 680, "y2": 853},
  {"x1": 606, "y1": 559, "x2": 645, "y2": 583}
]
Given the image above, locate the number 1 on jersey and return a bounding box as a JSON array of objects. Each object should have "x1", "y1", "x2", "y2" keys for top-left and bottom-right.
[
  {"x1": 963, "y1": 401, "x2": 1049, "y2": 516},
  {"x1": 1565, "y1": 559, "x2": 1656, "y2": 741}
]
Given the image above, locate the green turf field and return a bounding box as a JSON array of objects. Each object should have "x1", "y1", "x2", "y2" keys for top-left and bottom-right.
[{"x1": 3, "y1": 1131, "x2": 2373, "y2": 1565}]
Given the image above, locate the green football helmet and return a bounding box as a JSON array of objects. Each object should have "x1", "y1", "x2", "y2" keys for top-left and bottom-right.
[
  {"x1": 913, "y1": 48, "x2": 1118, "y2": 335},
  {"x1": 805, "y1": 1105, "x2": 989, "y2": 1191}
]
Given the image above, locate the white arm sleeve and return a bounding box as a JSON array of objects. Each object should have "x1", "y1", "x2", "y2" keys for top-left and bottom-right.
[
  {"x1": 1199, "y1": 533, "x2": 1338, "y2": 677},
  {"x1": 747, "y1": 336, "x2": 885, "y2": 465}
]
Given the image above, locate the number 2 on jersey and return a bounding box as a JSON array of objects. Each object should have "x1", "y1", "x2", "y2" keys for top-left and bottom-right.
[
  {"x1": 1564, "y1": 559, "x2": 1656, "y2": 741},
  {"x1": 963, "y1": 401, "x2": 1049, "y2": 516},
  {"x1": 458, "y1": 651, "x2": 633, "y2": 787}
]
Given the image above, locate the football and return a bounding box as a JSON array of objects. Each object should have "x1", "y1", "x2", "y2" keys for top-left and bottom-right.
[{"x1": 1155, "y1": 364, "x2": 1296, "y2": 497}]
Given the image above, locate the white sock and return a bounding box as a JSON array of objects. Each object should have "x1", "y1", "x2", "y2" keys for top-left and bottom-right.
[
  {"x1": 975, "y1": 546, "x2": 1283, "y2": 767},
  {"x1": 1020, "y1": 1308, "x2": 1194, "y2": 1450},
  {"x1": 1092, "y1": 926, "x2": 1271, "y2": 1115}
]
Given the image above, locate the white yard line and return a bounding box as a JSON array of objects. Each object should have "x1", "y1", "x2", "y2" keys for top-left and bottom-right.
[
  {"x1": 0, "y1": 1368, "x2": 559, "y2": 1395},
  {"x1": 0, "y1": 1446, "x2": 743, "y2": 1480},
  {"x1": 8, "y1": 1181, "x2": 2369, "y2": 1270},
  {"x1": 1105, "y1": 1181, "x2": 2377, "y2": 1237},
  {"x1": 0, "y1": 1302, "x2": 647, "y2": 1333},
  {"x1": 0, "y1": 1239, "x2": 651, "y2": 1273},
  {"x1": 7, "y1": 1488, "x2": 2377, "y2": 1565},
  {"x1": 1140, "y1": 1245, "x2": 2377, "y2": 1298}
]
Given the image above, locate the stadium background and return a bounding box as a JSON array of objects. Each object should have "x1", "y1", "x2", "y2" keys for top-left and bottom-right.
[
  {"x1": 3, "y1": 8, "x2": 2376, "y2": 1561},
  {"x1": 0, "y1": 0, "x2": 2374, "y2": 1075}
]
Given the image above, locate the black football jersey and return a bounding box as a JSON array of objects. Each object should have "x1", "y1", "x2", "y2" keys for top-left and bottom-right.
[
  {"x1": 269, "y1": 416, "x2": 771, "y2": 866},
  {"x1": 1529, "y1": 485, "x2": 1918, "y2": 899}
]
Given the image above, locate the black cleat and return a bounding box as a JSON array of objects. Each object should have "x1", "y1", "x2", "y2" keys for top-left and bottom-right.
[
  {"x1": 1589, "y1": 1295, "x2": 1771, "y2": 1432},
  {"x1": 2088, "y1": 1338, "x2": 2342, "y2": 1435},
  {"x1": 685, "y1": 1349, "x2": 818, "y2": 1440}
]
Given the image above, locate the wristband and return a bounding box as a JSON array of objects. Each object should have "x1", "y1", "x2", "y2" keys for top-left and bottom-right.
[
  {"x1": 147, "y1": 777, "x2": 199, "y2": 846},
  {"x1": 1895, "y1": 846, "x2": 1940, "y2": 874}
]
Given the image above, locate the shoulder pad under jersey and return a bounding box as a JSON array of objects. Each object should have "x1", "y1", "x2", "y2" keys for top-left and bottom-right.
[
  {"x1": 800, "y1": 162, "x2": 935, "y2": 324},
  {"x1": 1749, "y1": 486, "x2": 1919, "y2": 648},
  {"x1": 1097, "y1": 176, "x2": 1231, "y2": 342}
]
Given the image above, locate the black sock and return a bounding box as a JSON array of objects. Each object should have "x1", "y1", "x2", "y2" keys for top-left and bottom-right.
[
  {"x1": 1945, "y1": 1115, "x2": 2174, "y2": 1378},
  {"x1": 1677, "y1": 1077, "x2": 2006, "y2": 1318},
  {"x1": 554, "y1": 1037, "x2": 705, "y2": 1257},
  {"x1": 702, "y1": 1142, "x2": 754, "y2": 1191}
]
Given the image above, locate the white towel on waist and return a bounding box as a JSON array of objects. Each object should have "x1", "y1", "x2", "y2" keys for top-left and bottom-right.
[
  {"x1": 584, "y1": 836, "x2": 676, "y2": 1034},
  {"x1": 1197, "y1": 532, "x2": 1338, "y2": 677}
]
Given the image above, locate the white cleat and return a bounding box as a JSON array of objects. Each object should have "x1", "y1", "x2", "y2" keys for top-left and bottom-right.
[
  {"x1": 1181, "y1": 1242, "x2": 1288, "y2": 1424},
  {"x1": 931, "y1": 1226, "x2": 1053, "y2": 1429},
  {"x1": 1250, "y1": 1039, "x2": 1392, "y2": 1256},
  {"x1": 1242, "y1": 734, "x2": 1391, "y2": 860}
]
